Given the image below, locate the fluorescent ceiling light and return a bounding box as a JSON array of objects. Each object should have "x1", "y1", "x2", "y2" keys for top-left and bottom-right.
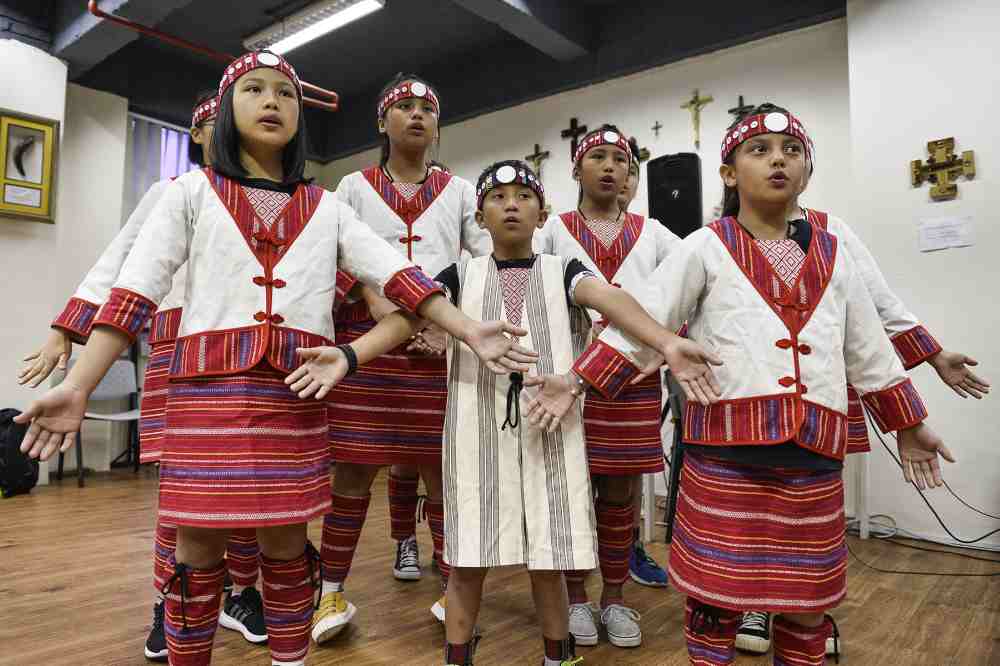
[{"x1": 243, "y1": 0, "x2": 385, "y2": 56}]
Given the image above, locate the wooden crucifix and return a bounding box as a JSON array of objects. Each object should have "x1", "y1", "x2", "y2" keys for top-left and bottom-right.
[
  {"x1": 728, "y1": 95, "x2": 755, "y2": 121},
  {"x1": 525, "y1": 143, "x2": 550, "y2": 179},
  {"x1": 680, "y1": 89, "x2": 713, "y2": 150},
  {"x1": 651, "y1": 121, "x2": 663, "y2": 139},
  {"x1": 560, "y1": 117, "x2": 588, "y2": 160}
]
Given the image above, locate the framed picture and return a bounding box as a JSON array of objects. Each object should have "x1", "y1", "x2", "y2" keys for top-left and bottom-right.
[{"x1": 0, "y1": 108, "x2": 58, "y2": 224}]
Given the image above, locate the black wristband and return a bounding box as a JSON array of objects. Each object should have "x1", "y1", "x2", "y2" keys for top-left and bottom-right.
[{"x1": 336, "y1": 344, "x2": 358, "y2": 376}]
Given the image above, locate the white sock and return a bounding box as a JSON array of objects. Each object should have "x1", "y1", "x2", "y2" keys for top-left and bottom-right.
[
  {"x1": 230, "y1": 583, "x2": 246, "y2": 597},
  {"x1": 321, "y1": 580, "x2": 343, "y2": 597},
  {"x1": 272, "y1": 660, "x2": 304, "y2": 666},
  {"x1": 543, "y1": 657, "x2": 563, "y2": 666}
]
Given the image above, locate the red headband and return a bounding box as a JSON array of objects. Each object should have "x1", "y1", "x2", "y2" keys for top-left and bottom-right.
[
  {"x1": 720, "y1": 110, "x2": 814, "y2": 164},
  {"x1": 377, "y1": 80, "x2": 440, "y2": 121},
  {"x1": 573, "y1": 129, "x2": 632, "y2": 165},
  {"x1": 191, "y1": 96, "x2": 219, "y2": 127},
  {"x1": 218, "y1": 51, "x2": 302, "y2": 100}
]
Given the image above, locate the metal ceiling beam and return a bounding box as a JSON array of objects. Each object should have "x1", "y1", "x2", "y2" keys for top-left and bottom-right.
[
  {"x1": 452, "y1": 0, "x2": 590, "y2": 61},
  {"x1": 52, "y1": 0, "x2": 195, "y2": 78}
]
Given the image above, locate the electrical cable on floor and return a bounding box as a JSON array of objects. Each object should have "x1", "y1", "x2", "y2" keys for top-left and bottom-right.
[{"x1": 864, "y1": 409, "x2": 1000, "y2": 545}]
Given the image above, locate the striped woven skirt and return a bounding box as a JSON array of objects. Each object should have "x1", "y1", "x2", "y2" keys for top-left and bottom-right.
[
  {"x1": 157, "y1": 363, "x2": 330, "y2": 528},
  {"x1": 582, "y1": 372, "x2": 664, "y2": 475},
  {"x1": 846, "y1": 385, "x2": 870, "y2": 454},
  {"x1": 326, "y1": 305, "x2": 447, "y2": 466},
  {"x1": 668, "y1": 451, "x2": 847, "y2": 613},
  {"x1": 139, "y1": 340, "x2": 174, "y2": 464}
]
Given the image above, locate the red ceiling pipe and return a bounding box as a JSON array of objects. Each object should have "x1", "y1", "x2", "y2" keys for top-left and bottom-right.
[{"x1": 86, "y1": 0, "x2": 339, "y2": 111}]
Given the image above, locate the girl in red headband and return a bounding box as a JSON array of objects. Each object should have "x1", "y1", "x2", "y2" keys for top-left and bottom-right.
[
  {"x1": 17, "y1": 52, "x2": 531, "y2": 666},
  {"x1": 19, "y1": 89, "x2": 268, "y2": 661},
  {"x1": 534, "y1": 124, "x2": 682, "y2": 651},
  {"x1": 560, "y1": 106, "x2": 955, "y2": 665},
  {"x1": 313, "y1": 73, "x2": 493, "y2": 644}
]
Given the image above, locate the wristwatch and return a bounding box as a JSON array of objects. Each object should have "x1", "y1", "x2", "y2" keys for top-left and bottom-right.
[{"x1": 568, "y1": 372, "x2": 588, "y2": 398}]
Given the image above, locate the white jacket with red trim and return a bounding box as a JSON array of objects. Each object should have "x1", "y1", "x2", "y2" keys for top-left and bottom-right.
[
  {"x1": 574, "y1": 217, "x2": 927, "y2": 461},
  {"x1": 94, "y1": 168, "x2": 439, "y2": 378}
]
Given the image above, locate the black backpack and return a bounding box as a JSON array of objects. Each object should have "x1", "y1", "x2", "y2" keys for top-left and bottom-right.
[{"x1": 0, "y1": 408, "x2": 39, "y2": 498}]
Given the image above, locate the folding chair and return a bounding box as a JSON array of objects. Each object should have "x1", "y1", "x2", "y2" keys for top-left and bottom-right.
[{"x1": 55, "y1": 358, "x2": 141, "y2": 488}]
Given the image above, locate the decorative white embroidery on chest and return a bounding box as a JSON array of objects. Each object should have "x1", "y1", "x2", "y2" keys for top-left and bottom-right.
[
  {"x1": 582, "y1": 217, "x2": 623, "y2": 248},
  {"x1": 243, "y1": 186, "x2": 291, "y2": 230},
  {"x1": 392, "y1": 181, "x2": 423, "y2": 200},
  {"x1": 498, "y1": 267, "x2": 531, "y2": 328},
  {"x1": 755, "y1": 238, "x2": 806, "y2": 288}
]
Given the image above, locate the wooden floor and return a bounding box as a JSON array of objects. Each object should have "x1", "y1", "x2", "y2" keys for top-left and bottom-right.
[{"x1": 1, "y1": 469, "x2": 998, "y2": 665}]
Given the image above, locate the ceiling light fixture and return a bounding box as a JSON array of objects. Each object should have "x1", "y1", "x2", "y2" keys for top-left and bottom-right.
[{"x1": 243, "y1": 0, "x2": 385, "y2": 56}]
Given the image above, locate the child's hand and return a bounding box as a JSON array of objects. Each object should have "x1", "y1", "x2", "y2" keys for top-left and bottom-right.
[
  {"x1": 662, "y1": 339, "x2": 723, "y2": 406},
  {"x1": 629, "y1": 353, "x2": 665, "y2": 385},
  {"x1": 523, "y1": 373, "x2": 579, "y2": 432},
  {"x1": 462, "y1": 320, "x2": 538, "y2": 374},
  {"x1": 14, "y1": 382, "x2": 88, "y2": 460},
  {"x1": 928, "y1": 350, "x2": 990, "y2": 399},
  {"x1": 285, "y1": 347, "x2": 349, "y2": 400},
  {"x1": 19, "y1": 329, "x2": 72, "y2": 388},
  {"x1": 897, "y1": 422, "x2": 955, "y2": 490},
  {"x1": 406, "y1": 324, "x2": 446, "y2": 356}
]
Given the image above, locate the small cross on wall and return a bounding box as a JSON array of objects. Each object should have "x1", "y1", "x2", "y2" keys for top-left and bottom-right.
[{"x1": 560, "y1": 117, "x2": 588, "y2": 160}]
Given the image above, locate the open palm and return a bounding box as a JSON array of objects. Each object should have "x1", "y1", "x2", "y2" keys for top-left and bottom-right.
[{"x1": 14, "y1": 383, "x2": 88, "y2": 461}]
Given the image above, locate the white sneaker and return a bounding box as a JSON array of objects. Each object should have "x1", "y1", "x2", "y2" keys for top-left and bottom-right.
[
  {"x1": 568, "y1": 603, "x2": 598, "y2": 646},
  {"x1": 431, "y1": 594, "x2": 446, "y2": 622},
  {"x1": 311, "y1": 591, "x2": 356, "y2": 644},
  {"x1": 393, "y1": 534, "x2": 422, "y2": 581},
  {"x1": 600, "y1": 604, "x2": 642, "y2": 648}
]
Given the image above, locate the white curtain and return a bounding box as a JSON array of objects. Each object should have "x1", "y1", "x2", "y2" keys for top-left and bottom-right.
[{"x1": 124, "y1": 115, "x2": 197, "y2": 222}]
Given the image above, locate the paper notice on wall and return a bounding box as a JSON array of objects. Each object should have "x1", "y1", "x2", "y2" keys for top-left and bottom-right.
[{"x1": 918, "y1": 216, "x2": 973, "y2": 252}]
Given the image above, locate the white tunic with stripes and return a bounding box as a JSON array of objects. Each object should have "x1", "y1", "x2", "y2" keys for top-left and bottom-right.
[{"x1": 443, "y1": 254, "x2": 597, "y2": 570}]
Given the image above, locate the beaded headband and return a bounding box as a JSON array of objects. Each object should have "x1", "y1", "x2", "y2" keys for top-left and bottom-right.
[{"x1": 476, "y1": 161, "x2": 545, "y2": 210}]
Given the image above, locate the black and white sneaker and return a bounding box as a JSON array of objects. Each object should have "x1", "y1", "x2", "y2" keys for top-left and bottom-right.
[
  {"x1": 734, "y1": 611, "x2": 771, "y2": 654},
  {"x1": 393, "y1": 534, "x2": 422, "y2": 581},
  {"x1": 219, "y1": 587, "x2": 268, "y2": 644},
  {"x1": 144, "y1": 601, "x2": 168, "y2": 661}
]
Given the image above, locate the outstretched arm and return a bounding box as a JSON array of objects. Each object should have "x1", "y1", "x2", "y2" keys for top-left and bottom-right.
[{"x1": 14, "y1": 327, "x2": 132, "y2": 460}]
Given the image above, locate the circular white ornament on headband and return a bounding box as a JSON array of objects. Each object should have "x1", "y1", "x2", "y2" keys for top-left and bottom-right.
[
  {"x1": 257, "y1": 52, "x2": 281, "y2": 66},
  {"x1": 411, "y1": 82, "x2": 428, "y2": 97},
  {"x1": 603, "y1": 131, "x2": 620, "y2": 143},
  {"x1": 495, "y1": 165, "x2": 517, "y2": 183},
  {"x1": 764, "y1": 112, "x2": 789, "y2": 132}
]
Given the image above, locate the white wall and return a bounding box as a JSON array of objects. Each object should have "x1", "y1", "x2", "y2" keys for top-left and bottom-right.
[
  {"x1": 317, "y1": 20, "x2": 851, "y2": 224},
  {"x1": 0, "y1": 42, "x2": 131, "y2": 478},
  {"x1": 846, "y1": 0, "x2": 1000, "y2": 548}
]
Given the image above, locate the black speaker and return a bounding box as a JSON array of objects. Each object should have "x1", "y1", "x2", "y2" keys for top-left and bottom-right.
[{"x1": 647, "y1": 152, "x2": 703, "y2": 238}]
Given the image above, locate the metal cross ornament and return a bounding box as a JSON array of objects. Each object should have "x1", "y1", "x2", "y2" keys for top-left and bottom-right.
[
  {"x1": 560, "y1": 117, "x2": 588, "y2": 160},
  {"x1": 680, "y1": 89, "x2": 713, "y2": 150},
  {"x1": 911, "y1": 137, "x2": 976, "y2": 201},
  {"x1": 525, "y1": 143, "x2": 550, "y2": 179}
]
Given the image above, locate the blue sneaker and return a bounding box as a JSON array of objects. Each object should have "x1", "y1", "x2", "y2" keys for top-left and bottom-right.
[{"x1": 629, "y1": 541, "x2": 668, "y2": 587}]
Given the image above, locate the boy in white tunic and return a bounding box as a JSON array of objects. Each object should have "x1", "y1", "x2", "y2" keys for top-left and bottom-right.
[{"x1": 429, "y1": 160, "x2": 722, "y2": 665}]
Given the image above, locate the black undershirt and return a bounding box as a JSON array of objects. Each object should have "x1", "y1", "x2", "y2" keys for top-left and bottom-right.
[
  {"x1": 233, "y1": 175, "x2": 302, "y2": 195},
  {"x1": 434, "y1": 255, "x2": 592, "y2": 306}
]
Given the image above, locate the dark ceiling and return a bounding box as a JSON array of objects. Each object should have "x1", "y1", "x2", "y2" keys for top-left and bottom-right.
[{"x1": 7, "y1": 0, "x2": 845, "y2": 162}]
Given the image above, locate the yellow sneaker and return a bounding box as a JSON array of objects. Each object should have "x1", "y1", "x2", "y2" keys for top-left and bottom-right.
[
  {"x1": 311, "y1": 591, "x2": 356, "y2": 644},
  {"x1": 431, "y1": 594, "x2": 446, "y2": 623}
]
